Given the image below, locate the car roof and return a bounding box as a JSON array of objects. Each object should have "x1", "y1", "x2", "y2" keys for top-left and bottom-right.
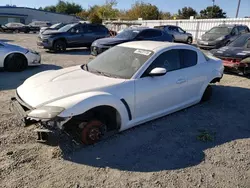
[
  {"x1": 217, "y1": 24, "x2": 248, "y2": 27},
  {"x1": 118, "y1": 41, "x2": 192, "y2": 52}
]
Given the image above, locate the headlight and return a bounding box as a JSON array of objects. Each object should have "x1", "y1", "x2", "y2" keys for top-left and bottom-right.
[
  {"x1": 28, "y1": 48, "x2": 39, "y2": 54},
  {"x1": 216, "y1": 36, "x2": 225, "y2": 41},
  {"x1": 28, "y1": 106, "x2": 65, "y2": 119}
]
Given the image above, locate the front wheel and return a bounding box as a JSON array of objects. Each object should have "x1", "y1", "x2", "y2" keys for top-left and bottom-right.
[
  {"x1": 201, "y1": 85, "x2": 212, "y2": 102},
  {"x1": 53, "y1": 40, "x2": 66, "y2": 52},
  {"x1": 4, "y1": 53, "x2": 28, "y2": 72},
  {"x1": 81, "y1": 120, "x2": 106, "y2": 145}
]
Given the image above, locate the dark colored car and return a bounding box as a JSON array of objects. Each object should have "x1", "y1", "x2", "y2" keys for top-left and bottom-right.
[
  {"x1": 28, "y1": 21, "x2": 52, "y2": 33},
  {"x1": 197, "y1": 24, "x2": 250, "y2": 49},
  {"x1": 210, "y1": 33, "x2": 250, "y2": 75},
  {"x1": 39, "y1": 22, "x2": 68, "y2": 34},
  {"x1": 154, "y1": 25, "x2": 193, "y2": 44},
  {"x1": 37, "y1": 23, "x2": 110, "y2": 52},
  {"x1": 91, "y1": 28, "x2": 174, "y2": 56},
  {"x1": 0, "y1": 22, "x2": 30, "y2": 33}
]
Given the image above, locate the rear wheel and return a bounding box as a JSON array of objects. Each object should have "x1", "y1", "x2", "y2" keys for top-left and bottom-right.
[
  {"x1": 201, "y1": 85, "x2": 212, "y2": 102},
  {"x1": 4, "y1": 53, "x2": 28, "y2": 72},
  {"x1": 53, "y1": 40, "x2": 66, "y2": 52}
]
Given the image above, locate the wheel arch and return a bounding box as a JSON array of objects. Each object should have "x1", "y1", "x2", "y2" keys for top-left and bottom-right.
[
  {"x1": 3, "y1": 52, "x2": 28, "y2": 68},
  {"x1": 53, "y1": 37, "x2": 67, "y2": 46},
  {"x1": 48, "y1": 92, "x2": 130, "y2": 131}
]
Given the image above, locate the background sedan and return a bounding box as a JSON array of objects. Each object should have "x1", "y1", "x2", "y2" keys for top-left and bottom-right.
[
  {"x1": 91, "y1": 28, "x2": 174, "y2": 56},
  {"x1": 0, "y1": 41, "x2": 41, "y2": 72}
]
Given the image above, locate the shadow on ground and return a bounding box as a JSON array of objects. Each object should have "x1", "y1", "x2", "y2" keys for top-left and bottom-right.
[
  {"x1": 62, "y1": 85, "x2": 250, "y2": 172},
  {"x1": 45, "y1": 48, "x2": 91, "y2": 56},
  {"x1": 0, "y1": 64, "x2": 62, "y2": 90},
  {"x1": 0, "y1": 39, "x2": 14, "y2": 43}
]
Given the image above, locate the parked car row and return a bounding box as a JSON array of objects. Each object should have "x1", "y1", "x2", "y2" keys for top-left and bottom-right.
[{"x1": 0, "y1": 21, "x2": 52, "y2": 33}]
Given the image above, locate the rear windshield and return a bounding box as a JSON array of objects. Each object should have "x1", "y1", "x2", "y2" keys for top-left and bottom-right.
[{"x1": 229, "y1": 35, "x2": 250, "y2": 47}]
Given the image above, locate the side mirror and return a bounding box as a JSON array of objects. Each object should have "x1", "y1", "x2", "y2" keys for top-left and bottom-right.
[
  {"x1": 149, "y1": 67, "x2": 167, "y2": 76},
  {"x1": 247, "y1": 43, "x2": 250, "y2": 48}
]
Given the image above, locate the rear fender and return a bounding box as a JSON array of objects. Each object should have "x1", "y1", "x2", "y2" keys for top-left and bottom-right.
[{"x1": 47, "y1": 91, "x2": 129, "y2": 129}]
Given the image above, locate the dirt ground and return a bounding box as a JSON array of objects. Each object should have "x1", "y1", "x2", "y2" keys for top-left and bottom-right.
[{"x1": 0, "y1": 33, "x2": 250, "y2": 188}]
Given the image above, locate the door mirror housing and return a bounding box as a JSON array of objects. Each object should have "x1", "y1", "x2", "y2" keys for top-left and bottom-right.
[{"x1": 149, "y1": 67, "x2": 167, "y2": 76}]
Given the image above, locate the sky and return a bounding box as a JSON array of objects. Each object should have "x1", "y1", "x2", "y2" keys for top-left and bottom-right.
[{"x1": 1, "y1": 0, "x2": 250, "y2": 18}]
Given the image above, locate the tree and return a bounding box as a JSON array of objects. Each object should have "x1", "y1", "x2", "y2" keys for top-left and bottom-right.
[
  {"x1": 200, "y1": 5, "x2": 227, "y2": 18},
  {"x1": 98, "y1": 0, "x2": 119, "y2": 19},
  {"x1": 76, "y1": 9, "x2": 90, "y2": 20},
  {"x1": 55, "y1": 0, "x2": 82, "y2": 15},
  {"x1": 43, "y1": 5, "x2": 56, "y2": 12},
  {"x1": 127, "y1": 1, "x2": 160, "y2": 20},
  {"x1": 159, "y1": 11, "x2": 172, "y2": 20},
  {"x1": 177, "y1": 7, "x2": 197, "y2": 19}
]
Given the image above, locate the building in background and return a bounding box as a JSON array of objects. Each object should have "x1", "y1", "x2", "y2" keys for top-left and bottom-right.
[{"x1": 0, "y1": 6, "x2": 81, "y2": 25}]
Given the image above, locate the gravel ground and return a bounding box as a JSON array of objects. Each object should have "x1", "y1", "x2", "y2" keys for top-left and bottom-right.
[{"x1": 0, "y1": 33, "x2": 250, "y2": 188}]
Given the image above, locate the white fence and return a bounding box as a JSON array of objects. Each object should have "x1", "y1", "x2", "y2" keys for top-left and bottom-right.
[{"x1": 105, "y1": 18, "x2": 250, "y2": 40}]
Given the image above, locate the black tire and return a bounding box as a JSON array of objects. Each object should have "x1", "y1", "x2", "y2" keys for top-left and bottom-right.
[
  {"x1": 187, "y1": 37, "x2": 193, "y2": 44},
  {"x1": 4, "y1": 53, "x2": 28, "y2": 72},
  {"x1": 201, "y1": 85, "x2": 212, "y2": 102},
  {"x1": 53, "y1": 40, "x2": 66, "y2": 52}
]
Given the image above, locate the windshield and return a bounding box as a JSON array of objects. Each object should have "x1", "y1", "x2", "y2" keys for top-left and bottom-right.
[
  {"x1": 58, "y1": 24, "x2": 76, "y2": 32},
  {"x1": 207, "y1": 27, "x2": 232, "y2": 34},
  {"x1": 50, "y1": 23, "x2": 61, "y2": 29},
  {"x1": 229, "y1": 35, "x2": 250, "y2": 47},
  {"x1": 87, "y1": 46, "x2": 154, "y2": 79},
  {"x1": 115, "y1": 30, "x2": 140, "y2": 40}
]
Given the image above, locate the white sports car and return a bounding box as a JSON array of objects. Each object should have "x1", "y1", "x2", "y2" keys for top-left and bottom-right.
[
  {"x1": 11, "y1": 41, "x2": 224, "y2": 145},
  {"x1": 0, "y1": 41, "x2": 41, "y2": 71}
]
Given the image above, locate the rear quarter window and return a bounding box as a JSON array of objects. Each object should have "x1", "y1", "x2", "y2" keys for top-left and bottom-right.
[{"x1": 180, "y1": 49, "x2": 198, "y2": 68}]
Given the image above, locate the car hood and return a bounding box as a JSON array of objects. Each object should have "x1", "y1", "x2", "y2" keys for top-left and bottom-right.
[
  {"x1": 2, "y1": 42, "x2": 27, "y2": 53},
  {"x1": 201, "y1": 33, "x2": 226, "y2": 41},
  {"x1": 17, "y1": 65, "x2": 126, "y2": 108},
  {"x1": 211, "y1": 46, "x2": 250, "y2": 59},
  {"x1": 93, "y1": 37, "x2": 130, "y2": 46},
  {"x1": 41, "y1": 30, "x2": 65, "y2": 35}
]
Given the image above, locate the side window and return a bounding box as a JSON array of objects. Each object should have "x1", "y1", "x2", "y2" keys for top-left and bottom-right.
[
  {"x1": 69, "y1": 26, "x2": 81, "y2": 33},
  {"x1": 142, "y1": 49, "x2": 181, "y2": 77},
  {"x1": 87, "y1": 25, "x2": 99, "y2": 33},
  {"x1": 172, "y1": 26, "x2": 179, "y2": 32},
  {"x1": 231, "y1": 27, "x2": 239, "y2": 36},
  {"x1": 180, "y1": 49, "x2": 198, "y2": 68},
  {"x1": 177, "y1": 27, "x2": 185, "y2": 33},
  {"x1": 140, "y1": 30, "x2": 162, "y2": 38}
]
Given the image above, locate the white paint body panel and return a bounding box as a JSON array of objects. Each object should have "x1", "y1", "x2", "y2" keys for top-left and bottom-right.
[{"x1": 16, "y1": 41, "x2": 224, "y2": 132}]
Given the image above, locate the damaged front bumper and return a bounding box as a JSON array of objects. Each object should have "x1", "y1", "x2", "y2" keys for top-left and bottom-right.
[{"x1": 10, "y1": 93, "x2": 68, "y2": 142}]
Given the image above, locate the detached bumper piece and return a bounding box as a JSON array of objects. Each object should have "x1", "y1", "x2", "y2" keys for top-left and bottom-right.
[
  {"x1": 11, "y1": 97, "x2": 37, "y2": 127},
  {"x1": 34, "y1": 128, "x2": 53, "y2": 143}
]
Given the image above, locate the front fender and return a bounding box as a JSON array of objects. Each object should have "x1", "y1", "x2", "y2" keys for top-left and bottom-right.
[{"x1": 47, "y1": 91, "x2": 130, "y2": 129}]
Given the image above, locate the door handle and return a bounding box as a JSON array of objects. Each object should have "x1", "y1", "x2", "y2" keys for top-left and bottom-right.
[{"x1": 176, "y1": 78, "x2": 186, "y2": 84}]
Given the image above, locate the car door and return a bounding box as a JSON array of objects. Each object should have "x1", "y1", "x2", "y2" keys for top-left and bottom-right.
[
  {"x1": 171, "y1": 26, "x2": 182, "y2": 41},
  {"x1": 178, "y1": 49, "x2": 206, "y2": 103},
  {"x1": 177, "y1": 27, "x2": 188, "y2": 41},
  {"x1": 67, "y1": 25, "x2": 86, "y2": 47},
  {"x1": 84, "y1": 25, "x2": 109, "y2": 46},
  {"x1": 134, "y1": 49, "x2": 190, "y2": 121}
]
